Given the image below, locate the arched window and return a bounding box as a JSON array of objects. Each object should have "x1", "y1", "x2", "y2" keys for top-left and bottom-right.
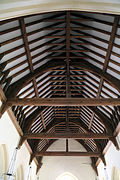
[
  {"x1": 56, "y1": 172, "x2": 78, "y2": 180},
  {"x1": 111, "y1": 167, "x2": 120, "y2": 180}
]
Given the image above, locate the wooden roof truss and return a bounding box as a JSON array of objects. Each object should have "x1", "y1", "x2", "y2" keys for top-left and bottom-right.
[{"x1": 0, "y1": 11, "x2": 120, "y2": 174}]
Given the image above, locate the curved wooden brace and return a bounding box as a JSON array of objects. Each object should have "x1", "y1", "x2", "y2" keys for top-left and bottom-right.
[
  {"x1": 77, "y1": 139, "x2": 98, "y2": 175},
  {"x1": 89, "y1": 106, "x2": 113, "y2": 134},
  {"x1": 20, "y1": 108, "x2": 112, "y2": 152},
  {"x1": 5, "y1": 60, "x2": 120, "y2": 98},
  {"x1": 36, "y1": 162, "x2": 42, "y2": 174},
  {"x1": 72, "y1": 61, "x2": 120, "y2": 93},
  {"x1": 26, "y1": 119, "x2": 105, "y2": 175},
  {"x1": 5, "y1": 60, "x2": 65, "y2": 98},
  {"x1": 23, "y1": 107, "x2": 90, "y2": 133},
  {"x1": 70, "y1": 120, "x2": 106, "y2": 155},
  {"x1": 26, "y1": 119, "x2": 101, "y2": 153},
  {"x1": 29, "y1": 138, "x2": 98, "y2": 175},
  {"x1": 22, "y1": 105, "x2": 113, "y2": 136},
  {"x1": 23, "y1": 106, "x2": 46, "y2": 132},
  {"x1": 33, "y1": 138, "x2": 98, "y2": 175}
]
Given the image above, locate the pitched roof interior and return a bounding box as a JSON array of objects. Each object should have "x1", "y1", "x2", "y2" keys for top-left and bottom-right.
[{"x1": 0, "y1": 11, "x2": 120, "y2": 171}]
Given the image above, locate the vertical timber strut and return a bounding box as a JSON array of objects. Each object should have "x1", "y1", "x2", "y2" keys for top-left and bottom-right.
[{"x1": 66, "y1": 11, "x2": 71, "y2": 152}]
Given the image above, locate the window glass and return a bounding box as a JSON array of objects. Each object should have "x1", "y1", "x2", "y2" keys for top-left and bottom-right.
[{"x1": 56, "y1": 172, "x2": 78, "y2": 180}]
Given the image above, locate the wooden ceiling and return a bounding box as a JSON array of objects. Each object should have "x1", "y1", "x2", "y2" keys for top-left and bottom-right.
[{"x1": 0, "y1": 11, "x2": 120, "y2": 174}]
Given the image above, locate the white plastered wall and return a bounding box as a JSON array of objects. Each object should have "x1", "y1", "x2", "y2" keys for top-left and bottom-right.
[
  {"x1": 0, "y1": 100, "x2": 37, "y2": 180},
  {"x1": 39, "y1": 139, "x2": 96, "y2": 180},
  {"x1": 97, "y1": 135, "x2": 120, "y2": 180}
]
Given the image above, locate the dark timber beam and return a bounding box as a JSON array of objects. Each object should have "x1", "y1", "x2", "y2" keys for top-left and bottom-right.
[
  {"x1": 20, "y1": 18, "x2": 40, "y2": 98},
  {"x1": 97, "y1": 17, "x2": 119, "y2": 96},
  {"x1": 65, "y1": 11, "x2": 71, "y2": 142},
  {"x1": 19, "y1": 18, "x2": 33, "y2": 72},
  {"x1": 36, "y1": 162, "x2": 42, "y2": 174},
  {"x1": 66, "y1": 11, "x2": 71, "y2": 98},
  {"x1": 35, "y1": 151, "x2": 101, "y2": 157},
  {"x1": 23, "y1": 132, "x2": 112, "y2": 140},
  {"x1": 18, "y1": 116, "x2": 112, "y2": 151},
  {"x1": 4, "y1": 98, "x2": 120, "y2": 108}
]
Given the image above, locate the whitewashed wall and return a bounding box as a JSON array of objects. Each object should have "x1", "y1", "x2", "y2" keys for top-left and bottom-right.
[
  {"x1": 97, "y1": 136, "x2": 120, "y2": 180},
  {"x1": 39, "y1": 139, "x2": 96, "y2": 180},
  {"x1": 0, "y1": 105, "x2": 37, "y2": 180}
]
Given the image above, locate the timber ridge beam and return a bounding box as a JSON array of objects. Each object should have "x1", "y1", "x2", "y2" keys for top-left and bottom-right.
[{"x1": 34, "y1": 151, "x2": 101, "y2": 157}]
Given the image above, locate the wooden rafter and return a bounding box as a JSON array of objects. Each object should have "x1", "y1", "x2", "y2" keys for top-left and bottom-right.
[
  {"x1": 88, "y1": 16, "x2": 119, "y2": 130},
  {"x1": 97, "y1": 16, "x2": 119, "y2": 97},
  {"x1": 19, "y1": 18, "x2": 39, "y2": 98}
]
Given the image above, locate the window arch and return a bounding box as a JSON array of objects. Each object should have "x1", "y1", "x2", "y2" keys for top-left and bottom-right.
[
  {"x1": 111, "y1": 167, "x2": 120, "y2": 180},
  {"x1": 56, "y1": 172, "x2": 78, "y2": 180}
]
